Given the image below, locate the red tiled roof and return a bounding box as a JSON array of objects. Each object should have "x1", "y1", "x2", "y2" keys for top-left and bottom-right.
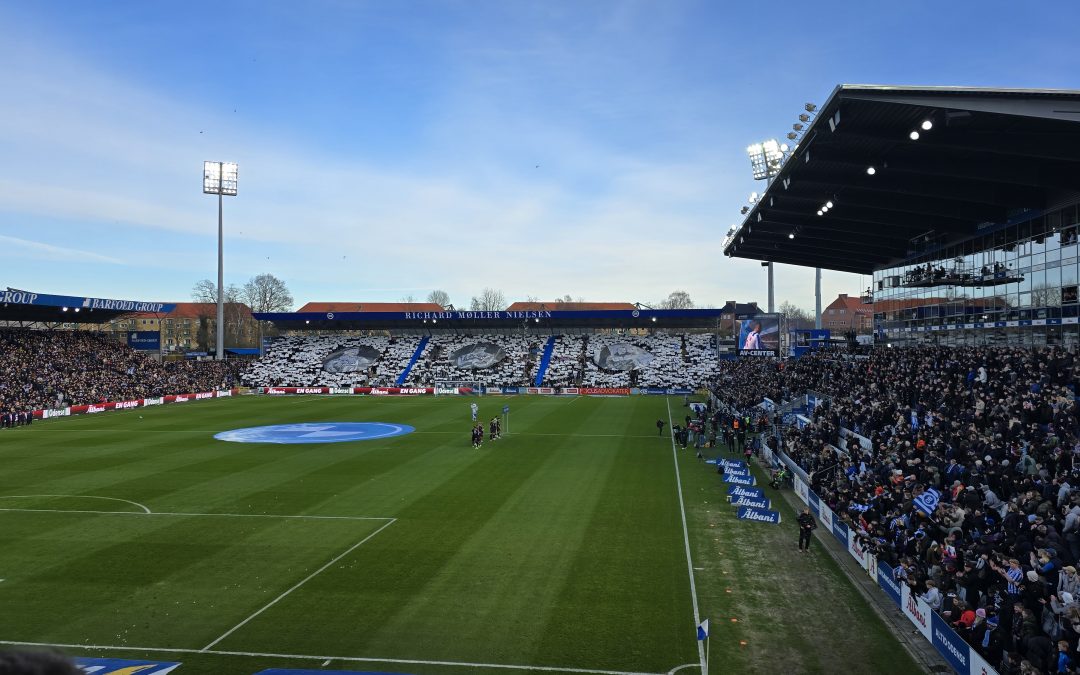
[
  {"x1": 505, "y1": 302, "x2": 637, "y2": 311},
  {"x1": 825, "y1": 294, "x2": 873, "y2": 314},
  {"x1": 127, "y1": 302, "x2": 252, "y2": 320},
  {"x1": 297, "y1": 302, "x2": 445, "y2": 313}
]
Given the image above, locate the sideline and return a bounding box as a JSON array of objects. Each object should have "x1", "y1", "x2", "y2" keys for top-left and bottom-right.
[{"x1": 666, "y1": 398, "x2": 707, "y2": 675}]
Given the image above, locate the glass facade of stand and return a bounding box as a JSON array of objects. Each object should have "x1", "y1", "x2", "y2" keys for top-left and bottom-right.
[{"x1": 873, "y1": 204, "x2": 1080, "y2": 347}]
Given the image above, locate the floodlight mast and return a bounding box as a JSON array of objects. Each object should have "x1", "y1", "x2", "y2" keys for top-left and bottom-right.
[
  {"x1": 203, "y1": 161, "x2": 238, "y2": 361},
  {"x1": 746, "y1": 139, "x2": 786, "y2": 313}
]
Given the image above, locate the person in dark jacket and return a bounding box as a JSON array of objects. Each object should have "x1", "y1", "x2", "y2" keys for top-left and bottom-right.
[{"x1": 798, "y1": 508, "x2": 817, "y2": 553}]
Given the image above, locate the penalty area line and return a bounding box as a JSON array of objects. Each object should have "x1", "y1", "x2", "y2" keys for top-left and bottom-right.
[
  {"x1": 0, "y1": 640, "x2": 667, "y2": 675},
  {"x1": 200, "y1": 518, "x2": 398, "y2": 651}
]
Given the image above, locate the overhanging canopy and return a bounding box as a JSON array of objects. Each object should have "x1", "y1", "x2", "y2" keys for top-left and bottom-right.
[{"x1": 724, "y1": 85, "x2": 1080, "y2": 274}]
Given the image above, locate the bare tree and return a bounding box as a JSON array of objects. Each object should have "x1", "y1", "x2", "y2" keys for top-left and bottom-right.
[
  {"x1": 190, "y1": 280, "x2": 252, "y2": 348},
  {"x1": 660, "y1": 290, "x2": 694, "y2": 309},
  {"x1": 779, "y1": 301, "x2": 815, "y2": 329},
  {"x1": 1032, "y1": 283, "x2": 1062, "y2": 308},
  {"x1": 191, "y1": 279, "x2": 218, "y2": 304},
  {"x1": 241, "y1": 273, "x2": 294, "y2": 313},
  {"x1": 427, "y1": 289, "x2": 451, "y2": 308},
  {"x1": 469, "y1": 288, "x2": 507, "y2": 311},
  {"x1": 400, "y1": 294, "x2": 417, "y2": 304}
]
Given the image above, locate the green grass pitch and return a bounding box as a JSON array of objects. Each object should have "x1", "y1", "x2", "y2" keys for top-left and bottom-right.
[{"x1": 0, "y1": 395, "x2": 918, "y2": 675}]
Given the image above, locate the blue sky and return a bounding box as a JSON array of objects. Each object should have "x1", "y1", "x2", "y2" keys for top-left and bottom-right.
[{"x1": 1, "y1": 1, "x2": 1078, "y2": 310}]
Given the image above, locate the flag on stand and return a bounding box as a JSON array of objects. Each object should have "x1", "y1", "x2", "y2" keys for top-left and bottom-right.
[{"x1": 697, "y1": 619, "x2": 709, "y2": 641}]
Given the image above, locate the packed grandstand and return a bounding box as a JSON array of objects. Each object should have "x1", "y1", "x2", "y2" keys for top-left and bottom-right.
[{"x1": 708, "y1": 346, "x2": 1080, "y2": 673}]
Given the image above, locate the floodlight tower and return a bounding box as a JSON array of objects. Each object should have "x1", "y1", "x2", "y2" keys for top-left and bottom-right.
[
  {"x1": 746, "y1": 140, "x2": 787, "y2": 313},
  {"x1": 203, "y1": 161, "x2": 238, "y2": 361}
]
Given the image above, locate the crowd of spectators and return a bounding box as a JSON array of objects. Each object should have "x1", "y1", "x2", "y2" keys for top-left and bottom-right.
[
  {"x1": 0, "y1": 329, "x2": 241, "y2": 422},
  {"x1": 714, "y1": 346, "x2": 1080, "y2": 673}
]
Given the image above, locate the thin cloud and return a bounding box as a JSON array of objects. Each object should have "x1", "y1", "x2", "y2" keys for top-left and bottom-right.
[{"x1": 0, "y1": 234, "x2": 126, "y2": 265}]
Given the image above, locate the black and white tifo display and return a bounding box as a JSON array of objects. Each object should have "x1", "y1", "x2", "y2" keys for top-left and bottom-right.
[
  {"x1": 593, "y1": 342, "x2": 654, "y2": 371},
  {"x1": 322, "y1": 345, "x2": 383, "y2": 373},
  {"x1": 448, "y1": 342, "x2": 506, "y2": 369}
]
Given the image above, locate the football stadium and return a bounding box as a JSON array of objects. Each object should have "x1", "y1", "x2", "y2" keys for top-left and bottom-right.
[{"x1": 5, "y1": 5, "x2": 1080, "y2": 675}]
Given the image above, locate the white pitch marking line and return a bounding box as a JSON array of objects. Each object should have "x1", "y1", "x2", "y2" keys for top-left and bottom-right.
[
  {"x1": 201, "y1": 518, "x2": 398, "y2": 652},
  {"x1": 0, "y1": 640, "x2": 665, "y2": 675},
  {"x1": 667, "y1": 397, "x2": 707, "y2": 675},
  {"x1": 322, "y1": 659, "x2": 331, "y2": 666},
  {"x1": 0, "y1": 494, "x2": 151, "y2": 514},
  {"x1": 0, "y1": 508, "x2": 392, "y2": 521}
]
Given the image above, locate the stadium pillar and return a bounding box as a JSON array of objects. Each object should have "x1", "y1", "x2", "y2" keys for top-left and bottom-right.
[
  {"x1": 815, "y1": 267, "x2": 822, "y2": 329},
  {"x1": 767, "y1": 262, "x2": 774, "y2": 313}
]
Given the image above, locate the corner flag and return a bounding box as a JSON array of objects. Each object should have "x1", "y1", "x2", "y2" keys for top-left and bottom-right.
[{"x1": 697, "y1": 619, "x2": 709, "y2": 641}]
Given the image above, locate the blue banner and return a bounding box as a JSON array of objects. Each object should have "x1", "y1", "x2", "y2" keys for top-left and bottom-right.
[
  {"x1": 717, "y1": 458, "x2": 748, "y2": 470},
  {"x1": 1, "y1": 288, "x2": 174, "y2": 314},
  {"x1": 832, "y1": 518, "x2": 848, "y2": 545},
  {"x1": 256, "y1": 308, "x2": 724, "y2": 323},
  {"x1": 931, "y1": 612, "x2": 971, "y2": 674},
  {"x1": 877, "y1": 560, "x2": 902, "y2": 606},
  {"x1": 723, "y1": 467, "x2": 751, "y2": 478},
  {"x1": 501, "y1": 386, "x2": 520, "y2": 394},
  {"x1": 74, "y1": 657, "x2": 181, "y2": 674},
  {"x1": 722, "y1": 474, "x2": 756, "y2": 486},
  {"x1": 736, "y1": 506, "x2": 781, "y2": 524},
  {"x1": 808, "y1": 492, "x2": 820, "y2": 516},
  {"x1": 731, "y1": 495, "x2": 771, "y2": 510},
  {"x1": 726, "y1": 485, "x2": 766, "y2": 499},
  {"x1": 127, "y1": 330, "x2": 161, "y2": 351}
]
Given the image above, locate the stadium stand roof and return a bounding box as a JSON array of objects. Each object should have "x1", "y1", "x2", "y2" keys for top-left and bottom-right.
[
  {"x1": 0, "y1": 288, "x2": 175, "y2": 324},
  {"x1": 127, "y1": 302, "x2": 253, "y2": 320},
  {"x1": 723, "y1": 85, "x2": 1080, "y2": 274},
  {"x1": 297, "y1": 301, "x2": 445, "y2": 313},
  {"x1": 254, "y1": 307, "x2": 726, "y2": 332}
]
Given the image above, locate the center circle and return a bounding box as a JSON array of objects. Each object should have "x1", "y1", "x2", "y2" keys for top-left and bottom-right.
[{"x1": 214, "y1": 422, "x2": 415, "y2": 444}]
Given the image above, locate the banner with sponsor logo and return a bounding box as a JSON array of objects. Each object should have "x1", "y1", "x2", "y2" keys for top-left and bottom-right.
[
  {"x1": 261, "y1": 387, "x2": 435, "y2": 396},
  {"x1": 817, "y1": 503, "x2": 833, "y2": 532},
  {"x1": 74, "y1": 657, "x2": 181, "y2": 674},
  {"x1": 931, "y1": 611, "x2": 971, "y2": 675},
  {"x1": 723, "y1": 467, "x2": 752, "y2": 478},
  {"x1": 579, "y1": 387, "x2": 631, "y2": 396},
  {"x1": 726, "y1": 485, "x2": 766, "y2": 500},
  {"x1": 560, "y1": 387, "x2": 579, "y2": 395},
  {"x1": 901, "y1": 584, "x2": 933, "y2": 640},
  {"x1": 731, "y1": 495, "x2": 771, "y2": 510},
  {"x1": 717, "y1": 458, "x2": 748, "y2": 471},
  {"x1": 502, "y1": 387, "x2": 521, "y2": 395},
  {"x1": 36, "y1": 390, "x2": 235, "y2": 420},
  {"x1": 486, "y1": 386, "x2": 503, "y2": 394},
  {"x1": 722, "y1": 474, "x2": 756, "y2": 486},
  {"x1": 877, "y1": 561, "x2": 902, "y2": 606},
  {"x1": 832, "y1": 518, "x2": 848, "y2": 546},
  {"x1": 127, "y1": 330, "x2": 161, "y2": 351},
  {"x1": 526, "y1": 387, "x2": 556, "y2": 395},
  {"x1": 793, "y1": 475, "x2": 809, "y2": 504},
  {"x1": 736, "y1": 506, "x2": 781, "y2": 524},
  {"x1": 847, "y1": 529, "x2": 870, "y2": 571}
]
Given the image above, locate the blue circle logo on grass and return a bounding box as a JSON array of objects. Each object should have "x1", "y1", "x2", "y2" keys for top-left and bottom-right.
[{"x1": 215, "y1": 422, "x2": 415, "y2": 444}]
